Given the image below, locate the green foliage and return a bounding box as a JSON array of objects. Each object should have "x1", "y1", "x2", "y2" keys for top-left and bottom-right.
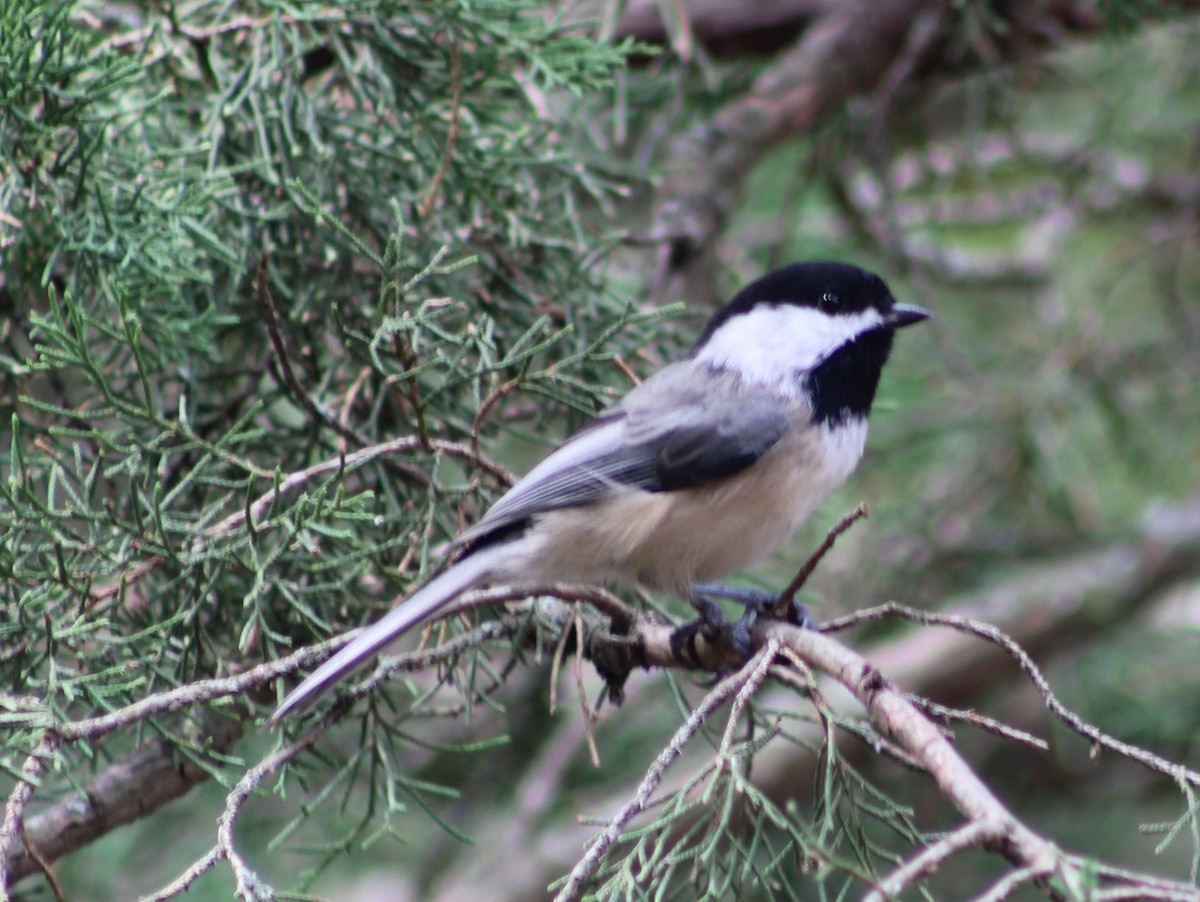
[
  {"x1": 579, "y1": 717, "x2": 931, "y2": 900},
  {"x1": 2, "y1": 0, "x2": 637, "y2": 681},
  {"x1": 0, "y1": 0, "x2": 656, "y2": 892}
]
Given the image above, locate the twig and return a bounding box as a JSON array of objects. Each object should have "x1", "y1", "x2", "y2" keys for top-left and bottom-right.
[
  {"x1": 820, "y1": 603, "x2": 1200, "y2": 788},
  {"x1": 835, "y1": 717, "x2": 928, "y2": 773},
  {"x1": 391, "y1": 331, "x2": 434, "y2": 450},
  {"x1": 611, "y1": 355, "x2": 642, "y2": 386},
  {"x1": 358, "y1": 618, "x2": 528, "y2": 704},
  {"x1": 968, "y1": 863, "x2": 1047, "y2": 902},
  {"x1": 779, "y1": 503, "x2": 869, "y2": 604},
  {"x1": 205, "y1": 434, "x2": 512, "y2": 539},
  {"x1": 257, "y1": 255, "x2": 365, "y2": 447},
  {"x1": 135, "y1": 845, "x2": 224, "y2": 902},
  {"x1": 87, "y1": 555, "x2": 166, "y2": 606},
  {"x1": 549, "y1": 607, "x2": 574, "y2": 714},
  {"x1": 470, "y1": 378, "x2": 520, "y2": 456},
  {"x1": 768, "y1": 660, "x2": 928, "y2": 770},
  {"x1": 0, "y1": 732, "x2": 56, "y2": 891},
  {"x1": 217, "y1": 731, "x2": 322, "y2": 900},
  {"x1": 136, "y1": 728, "x2": 323, "y2": 901},
  {"x1": 1090, "y1": 889, "x2": 1200, "y2": 901},
  {"x1": 759, "y1": 621, "x2": 1064, "y2": 876},
  {"x1": 1083, "y1": 858, "x2": 1200, "y2": 899},
  {"x1": 571, "y1": 613, "x2": 602, "y2": 768},
  {"x1": 553, "y1": 643, "x2": 778, "y2": 902},
  {"x1": 51, "y1": 646, "x2": 333, "y2": 743},
  {"x1": 337, "y1": 365, "x2": 373, "y2": 456},
  {"x1": 908, "y1": 695, "x2": 1049, "y2": 753},
  {"x1": 418, "y1": 37, "x2": 463, "y2": 219},
  {"x1": 864, "y1": 820, "x2": 1001, "y2": 902},
  {"x1": 776, "y1": 644, "x2": 841, "y2": 773},
  {"x1": 718, "y1": 638, "x2": 782, "y2": 758},
  {"x1": 17, "y1": 827, "x2": 63, "y2": 902}
]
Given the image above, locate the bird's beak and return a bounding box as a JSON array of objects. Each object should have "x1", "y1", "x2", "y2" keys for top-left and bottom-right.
[{"x1": 888, "y1": 304, "x2": 933, "y2": 329}]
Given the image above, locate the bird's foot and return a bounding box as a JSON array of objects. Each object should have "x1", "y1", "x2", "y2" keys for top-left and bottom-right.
[
  {"x1": 692, "y1": 582, "x2": 813, "y2": 660},
  {"x1": 669, "y1": 595, "x2": 727, "y2": 668}
]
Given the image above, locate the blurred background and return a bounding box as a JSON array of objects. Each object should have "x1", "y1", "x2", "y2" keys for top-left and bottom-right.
[{"x1": 2, "y1": 1, "x2": 1199, "y2": 899}]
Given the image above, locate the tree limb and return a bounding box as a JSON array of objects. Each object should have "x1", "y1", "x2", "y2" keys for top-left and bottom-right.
[
  {"x1": 2, "y1": 713, "x2": 242, "y2": 888},
  {"x1": 645, "y1": 0, "x2": 1200, "y2": 299}
]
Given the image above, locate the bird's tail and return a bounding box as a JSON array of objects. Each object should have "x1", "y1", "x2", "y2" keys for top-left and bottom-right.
[{"x1": 269, "y1": 546, "x2": 502, "y2": 724}]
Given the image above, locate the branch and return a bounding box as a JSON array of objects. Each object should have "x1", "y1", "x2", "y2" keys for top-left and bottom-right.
[
  {"x1": 136, "y1": 728, "x2": 323, "y2": 901},
  {"x1": 0, "y1": 733, "x2": 57, "y2": 892},
  {"x1": 20, "y1": 506, "x2": 1196, "y2": 893},
  {"x1": 864, "y1": 820, "x2": 998, "y2": 902},
  {"x1": 552, "y1": 618, "x2": 1071, "y2": 897},
  {"x1": 217, "y1": 731, "x2": 323, "y2": 900},
  {"x1": 717, "y1": 498, "x2": 1200, "y2": 804},
  {"x1": 645, "y1": 0, "x2": 1200, "y2": 297},
  {"x1": 80, "y1": 434, "x2": 514, "y2": 612},
  {"x1": 778, "y1": 502, "x2": 869, "y2": 604},
  {"x1": 756, "y1": 622, "x2": 1064, "y2": 875},
  {"x1": 2, "y1": 713, "x2": 242, "y2": 888},
  {"x1": 824, "y1": 603, "x2": 1200, "y2": 789},
  {"x1": 611, "y1": 0, "x2": 831, "y2": 58},
  {"x1": 356, "y1": 500, "x2": 1200, "y2": 901},
  {"x1": 651, "y1": 0, "x2": 930, "y2": 297},
  {"x1": 203, "y1": 434, "x2": 512, "y2": 540}
]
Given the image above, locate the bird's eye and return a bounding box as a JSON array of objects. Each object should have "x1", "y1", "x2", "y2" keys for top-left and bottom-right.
[{"x1": 820, "y1": 291, "x2": 840, "y2": 311}]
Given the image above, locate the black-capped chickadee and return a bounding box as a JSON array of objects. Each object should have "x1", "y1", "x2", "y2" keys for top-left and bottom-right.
[{"x1": 271, "y1": 261, "x2": 930, "y2": 722}]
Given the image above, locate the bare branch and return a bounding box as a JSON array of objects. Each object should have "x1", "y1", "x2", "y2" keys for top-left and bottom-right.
[
  {"x1": 217, "y1": 730, "x2": 323, "y2": 900},
  {"x1": 969, "y1": 863, "x2": 1049, "y2": 902},
  {"x1": 823, "y1": 603, "x2": 1200, "y2": 789},
  {"x1": 651, "y1": 0, "x2": 932, "y2": 297},
  {"x1": 136, "y1": 845, "x2": 225, "y2": 902},
  {"x1": 908, "y1": 696, "x2": 1049, "y2": 753},
  {"x1": 3, "y1": 714, "x2": 241, "y2": 889},
  {"x1": 779, "y1": 502, "x2": 869, "y2": 603},
  {"x1": 134, "y1": 729, "x2": 323, "y2": 901},
  {"x1": 761, "y1": 622, "x2": 1061, "y2": 869},
  {"x1": 16, "y1": 516, "x2": 1196, "y2": 894},
  {"x1": 865, "y1": 820, "x2": 998, "y2": 902},
  {"x1": 0, "y1": 733, "x2": 57, "y2": 892}
]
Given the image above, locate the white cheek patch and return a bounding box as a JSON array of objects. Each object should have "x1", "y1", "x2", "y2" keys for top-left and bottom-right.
[{"x1": 695, "y1": 304, "x2": 883, "y2": 389}]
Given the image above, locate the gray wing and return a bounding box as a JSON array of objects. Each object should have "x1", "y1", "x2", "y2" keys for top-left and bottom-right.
[{"x1": 456, "y1": 369, "x2": 790, "y2": 548}]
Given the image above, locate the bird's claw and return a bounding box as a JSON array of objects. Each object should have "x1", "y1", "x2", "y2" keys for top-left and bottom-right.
[
  {"x1": 735, "y1": 594, "x2": 814, "y2": 657},
  {"x1": 672, "y1": 587, "x2": 814, "y2": 667},
  {"x1": 669, "y1": 596, "x2": 727, "y2": 667},
  {"x1": 691, "y1": 583, "x2": 813, "y2": 660}
]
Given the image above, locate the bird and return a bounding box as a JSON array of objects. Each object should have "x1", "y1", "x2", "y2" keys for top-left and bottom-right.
[{"x1": 270, "y1": 261, "x2": 930, "y2": 722}]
